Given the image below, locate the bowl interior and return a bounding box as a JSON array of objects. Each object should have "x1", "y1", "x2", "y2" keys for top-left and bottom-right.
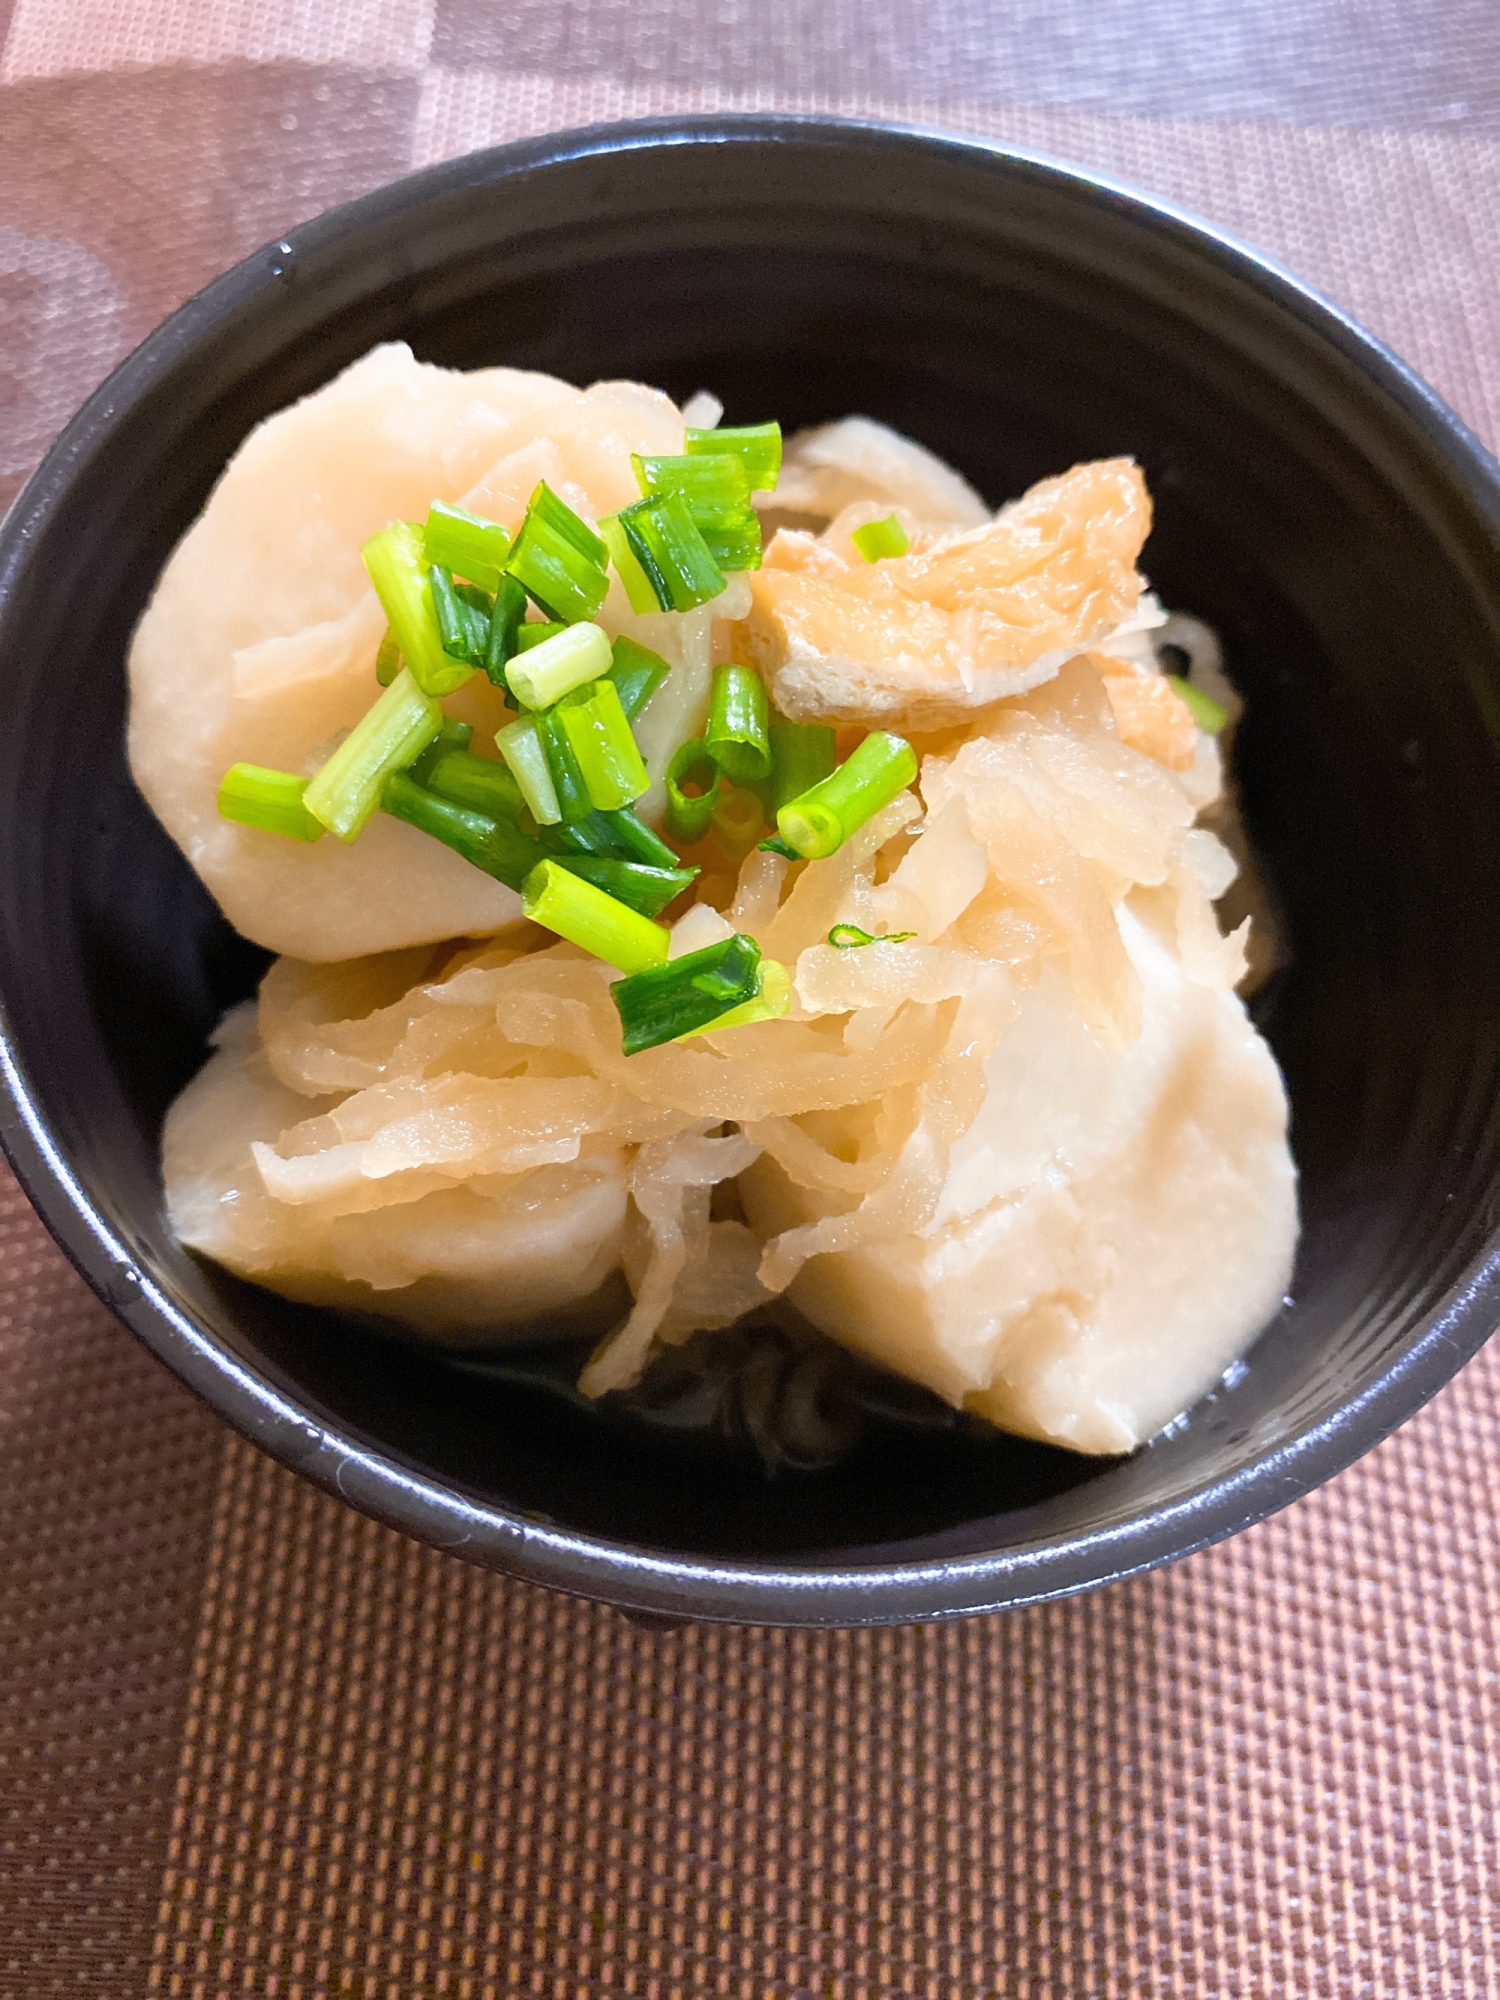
[{"x1": 2, "y1": 122, "x2": 1499, "y2": 1610}]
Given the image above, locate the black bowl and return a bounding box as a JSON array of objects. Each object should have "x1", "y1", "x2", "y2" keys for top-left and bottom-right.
[{"x1": 2, "y1": 116, "x2": 1499, "y2": 1627}]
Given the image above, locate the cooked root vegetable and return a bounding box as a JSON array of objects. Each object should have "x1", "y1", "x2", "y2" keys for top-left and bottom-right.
[{"x1": 136, "y1": 355, "x2": 1297, "y2": 1453}]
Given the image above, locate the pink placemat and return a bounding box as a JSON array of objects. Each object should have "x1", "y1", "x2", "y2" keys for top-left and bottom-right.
[{"x1": 2, "y1": 5, "x2": 1497, "y2": 1993}]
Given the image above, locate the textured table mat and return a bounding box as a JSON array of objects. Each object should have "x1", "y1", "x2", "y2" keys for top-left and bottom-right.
[{"x1": 2, "y1": 5, "x2": 1499, "y2": 1995}]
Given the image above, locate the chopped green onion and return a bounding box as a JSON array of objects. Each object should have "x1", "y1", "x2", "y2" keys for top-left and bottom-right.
[
  {"x1": 614, "y1": 495, "x2": 726, "y2": 613},
  {"x1": 632, "y1": 453, "x2": 763, "y2": 571},
  {"x1": 686, "y1": 931, "x2": 761, "y2": 1000},
  {"x1": 410, "y1": 717, "x2": 475, "y2": 784},
  {"x1": 521, "y1": 859, "x2": 670, "y2": 973},
  {"x1": 685, "y1": 422, "x2": 782, "y2": 491},
  {"x1": 705, "y1": 663, "x2": 771, "y2": 782},
  {"x1": 610, "y1": 933, "x2": 763, "y2": 1055},
  {"x1": 769, "y1": 718, "x2": 838, "y2": 811},
  {"x1": 597, "y1": 512, "x2": 661, "y2": 616},
  {"x1": 635, "y1": 452, "x2": 752, "y2": 514},
  {"x1": 217, "y1": 764, "x2": 325, "y2": 842},
  {"x1": 666, "y1": 738, "x2": 720, "y2": 844},
  {"x1": 617, "y1": 811, "x2": 687, "y2": 870},
  {"x1": 504, "y1": 483, "x2": 608, "y2": 625},
  {"x1": 675, "y1": 956, "x2": 791, "y2": 1040},
  {"x1": 484, "y1": 574, "x2": 528, "y2": 690},
  {"x1": 422, "y1": 745, "x2": 524, "y2": 822},
  {"x1": 776, "y1": 731, "x2": 918, "y2": 860},
  {"x1": 698, "y1": 513, "x2": 764, "y2": 572},
  {"x1": 711, "y1": 784, "x2": 765, "y2": 852},
  {"x1": 506, "y1": 511, "x2": 608, "y2": 625},
  {"x1": 514, "y1": 619, "x2": 568, "y2": 652},
  {"x1": 554, "y1": 856, "x2": 698, "y2": 918},
  {"x1": 545, "y1": 815, "x2": 616, "y2": 857},
  {"x1": 361, "y1": 522, "x2": 473, "y2": 698},
  {"x1": 506, "y1": 621, "x2": 613, "y2": 710},
  {"x1": 429, "y1": 564, "x2": 491, "y2": 665},
  {"x1": 607, "y1": 635, "x2": 672, "y2": 722},
  {"x1": 827, "y1": 923, "x2": 917, "y2": 948},
  {"x1": 525, "y1": 481, "x2": 608, "y2": 566},
  {"x1": 757, "y1": 832, "x2": 801, "y2": 860},
  {"x1": 535, "y1": 706, "x2": 592, "y2": 823},
  {"x1": 375, "y1": 626, "x2": 402, "y2": 687},
  {"x1": 455, "y1": 581, "x2": 496, "y2": 660},
  {"x1": 557, "y1": 679, "x2": 650, "y2": 812},
  {"x1": 496, "y1": 714, "x2": 562, "y2": 826},
  {"x1": 550, "y1": 808, "x2": 680, "y2": 870},
  {"x1": 383, "y1": 772, "x2": 547, "y2": 892},
  {"x1": 850, "y1": 513, "x2": 911, "y2": 562},
  {"x1": 303, "y1": 667, "x2": 444, "y2": 842},
  {"x1": 1165, "y1": 673, "x2": 1229, "y2": 735},
  {"x1": 596, "y1": 807, "x2": 680, "y2": 869},
  {"x1": 423, "y1": 501, "x2": 512, "y2": 590}
]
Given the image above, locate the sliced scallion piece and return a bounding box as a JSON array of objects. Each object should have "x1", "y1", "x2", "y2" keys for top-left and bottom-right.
[
  {"x1": 302, "y1": 667, "x2": 444, "y2": 842},
  {"x1": 422, "y1": 745, "x2": 524, "y2": 822},
  {"x1": 521, "y1": 859, "x2": 670, "y2": 973},
  {"x1": 429, "y1": 564, "x2": 491, "y2": 665},
  {"x1": 675, "y1": 956, "x2": 791, "y2": 1040},
  {"x1": 594, "y1": 807, "x2": 680, "y2": 869},
  {"x1": 495, "y1": 714, "x2": 562, "y2": 826},
  {"x1": 484, "y1": 575, "x2": 528, "y2": 690},
  {"x1": 684, "y1": 931, "x2": 761, "y2": 1001},
  {"x1": 665, "y1": 738, "x2": 720, "y2": 844},
  {"x1": 597, "y1": 511, "x2": 661, "y2": 616},
  {"x1": 506, "y1": 621, "x2": 613, "y2": 710},
  {"x1": 505, "y1": 483, "x2": 609, "y2": 624},
  {"x1": 423, "y1": 501, "x2": 512, "y2": 590},
  {"x1": 705, "y1": 662, "x2": 771, "y2": 781},
  {"x1": 361, "y1": 521, "x2": 472, "y2": 697},
  {"x1": 757, "y1": 832, "x2": 801, "y2": 861},
  {"x1": 614, "y1": 494, "x2": 726, "y2": 613},
  {"x1": 554, "y1": 856, "x2": 698, "y2": 918},
  {"x1": 545, "y1": 812, "x2": 629, "y2": 859},
  {"x1": 375, "y1": 626, "x2": 402, "y2": 687},
  {"x1": 1165, "y1": 674, "x2": 1228, "y2": 734},
  {"x1": 526, "y1": 481, "x2": 608, "y2": 566},
  {"x1": 850, "y1": 513, "x2": 911, "y2": 562},
  {"x1": 632, "y1": 451, "x2": 762, "y2": 571},
  {"x1": 514, "y1": 619, "x2": 568, "y2": 652},
  {"x1": 536, "y1": 706, "x2": 592, "y2": 823},
  {"x1": 550, "y1": 808, "x2": 680, "y2": 870},
  {"x1": 635, "y1": 451, "x2": 751, "y2": 515},
  {"x1": 456, "y1": 581, "x2": 495, "y2": 662},
  {"x1": 557, "y1": 679, "x2": 650, "y2": 813},
  {"x1": 827, "y1": 923, "x2": 917, "y2": 948},
  {"x1": 685, "y1": 421, "x2": 782, "y2": 491},
  {"x1": 610, "y1": 932, "x2": 763, "y2": 1055},
  {"x1": 607, "y1": 635, "x2": 672, "y2": 722},
  {"x1": 217, "y1": 764, "x2": 325, "y2": 842},
  {"x1": 697, "y1": 513, "x2": 763, "y2": 572},
  {"x1": 776, "y1": 731, "x2": 918, "y2": 860},
  {"x1": 410, "y1": 717, "x2": 474, "y2": 785},
  {"x1": 382, "y1": 773, "x2": 547, "y2": 892},
  {"x1": 769, "y1": 718, "x2": 837, "y2": 811}
]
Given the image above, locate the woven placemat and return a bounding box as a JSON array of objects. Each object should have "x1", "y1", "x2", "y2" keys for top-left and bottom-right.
[{"x1": 2, "y1": 6, "x2": 1498, "y2": 1994}]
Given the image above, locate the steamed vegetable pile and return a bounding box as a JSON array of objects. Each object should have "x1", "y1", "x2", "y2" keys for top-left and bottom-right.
[{"x1": 215, "y1": 429, "x2": 922, "y2": 1057}]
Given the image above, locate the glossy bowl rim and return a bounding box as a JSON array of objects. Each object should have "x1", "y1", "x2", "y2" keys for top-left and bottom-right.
[{"x1": 2, "y1": 111, "x2": 1498, "y2": 1627}]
